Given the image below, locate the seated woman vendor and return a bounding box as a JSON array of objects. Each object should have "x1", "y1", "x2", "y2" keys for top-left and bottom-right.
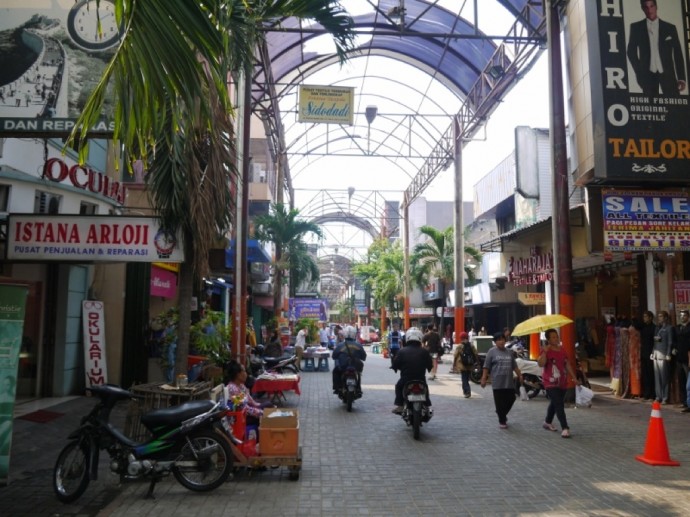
[{"x1": 225, "y1": 360, "x2": 273, "y2": 425}]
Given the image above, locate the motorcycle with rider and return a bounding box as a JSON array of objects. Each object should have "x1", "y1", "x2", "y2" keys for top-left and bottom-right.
[{"x1": 332, "y1": 325, "x2": 367, "y2": 411}]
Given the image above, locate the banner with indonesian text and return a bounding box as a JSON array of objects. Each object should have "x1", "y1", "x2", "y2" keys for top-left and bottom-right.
[
  {"x1": 602, "y1": 189, "x2": 690, "y2": 251},
  {"x1": 7, "y1": 215, "x2": 184, "y2": 262}
]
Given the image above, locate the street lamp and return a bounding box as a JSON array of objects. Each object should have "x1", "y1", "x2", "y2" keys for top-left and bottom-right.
[{"x1": 365, "y1": 106, "x2": 377, "y2": 154}]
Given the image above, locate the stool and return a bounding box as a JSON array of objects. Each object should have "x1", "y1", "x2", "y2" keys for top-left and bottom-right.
[
  {"x1": 371, "y1": 344, "x2": 381, "y2": 354},
  {"x1": 317, "y1": 356, "x2": 330, "y2": 372},
  {"x1": 303, "y1": 356, "x2": 315, "y2": 372}
]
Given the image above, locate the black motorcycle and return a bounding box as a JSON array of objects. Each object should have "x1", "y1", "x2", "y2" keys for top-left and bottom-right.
[
  {"x1": 335, "y1": 366, "x2": 362, "y2": 412},
  {"x1": 400, "y1": 380, "x2": 433, "y2": 440},
  {"x1": 53, "y1": 384, "x2": 233, "y2": 503}
]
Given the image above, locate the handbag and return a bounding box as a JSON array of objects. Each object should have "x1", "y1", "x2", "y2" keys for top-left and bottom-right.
[{"x1": 575, "y1": 385, "x2": 594, "y2": 407}]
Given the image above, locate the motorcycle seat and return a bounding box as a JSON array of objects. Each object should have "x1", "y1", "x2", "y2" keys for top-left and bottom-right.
[{"x1": 141, "y1": 400, "x2": 216, "y2": 429}]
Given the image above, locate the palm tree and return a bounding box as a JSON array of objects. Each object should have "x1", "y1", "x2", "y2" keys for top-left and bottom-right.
[
  {"x1": 253, "y1": 203, "x2": 324, "y2": 315},
  {"x1": 411, "y1": 225, "x2": 482, "y2": 333},
  {"x1": 286, "y1": 239, "x2": 321, "y2": 297},
  {"x1": 72, "y1": 1, "x2": 355, "y2": 377}
]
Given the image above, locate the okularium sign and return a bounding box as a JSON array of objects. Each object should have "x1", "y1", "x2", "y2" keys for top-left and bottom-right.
[{"x1": 6, "y1": 215, "x2": 184, "y2": 262}]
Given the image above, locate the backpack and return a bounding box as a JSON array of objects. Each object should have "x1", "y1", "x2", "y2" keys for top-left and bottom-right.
[{"x1": 460, "y1": 344, "x2": 475, "y2": 367}]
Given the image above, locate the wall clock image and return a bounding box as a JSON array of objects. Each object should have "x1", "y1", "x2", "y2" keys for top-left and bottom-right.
[{"x1": 67, "y1": 0, "x2": 123, "y2": 51}]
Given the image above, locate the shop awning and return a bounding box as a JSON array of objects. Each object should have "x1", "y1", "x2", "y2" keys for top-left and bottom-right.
[{"x1": 225, "y1": 239, "x2": 271, "y2": 268}]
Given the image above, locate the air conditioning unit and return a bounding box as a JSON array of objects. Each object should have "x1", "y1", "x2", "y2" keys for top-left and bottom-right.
[
  {"x1": 252, "y1": 281, "x2": 273, "y2": 294},
  {"x1": 251, "y1": 163, "x2": 266, "y2": 183}
]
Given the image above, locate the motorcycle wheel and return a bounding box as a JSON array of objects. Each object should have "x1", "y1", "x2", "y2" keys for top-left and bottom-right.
[
  {"x1": 412, "y1": 409, "x2": 421, "y2": 440},
  {"x1": 173, "y1": 430, "x2": 233, "y2": 492},
  {"x1": 470, "y1": 364, "x2": 482, "y2": 384},
  {"x1": 346, "y1": 390, "x2": 354, "y2": 412},
  {"x1": 53, "y1": 440, "x2": 91, "y2": 503},
  {"x1": 278, "y1": 364, "x2": 299, "y2": 375}
]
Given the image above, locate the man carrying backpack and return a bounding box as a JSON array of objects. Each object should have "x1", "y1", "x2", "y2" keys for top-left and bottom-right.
[
  {"x1": 453, "y1": 332, "x2": 478, "y2": 398},
  {"x1": 388, "y1": 321, "x2": 402, "y2": 367}
]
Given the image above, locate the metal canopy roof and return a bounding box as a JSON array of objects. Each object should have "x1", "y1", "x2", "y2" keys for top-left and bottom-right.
[{"x1": 250, "y1": 1, "x2": 547, "y2": 256}]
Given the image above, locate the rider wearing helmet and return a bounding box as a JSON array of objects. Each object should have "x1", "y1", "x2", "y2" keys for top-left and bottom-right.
[
  {"x1": 391, "y1": 326, "x2": 433, "y2": 414},
  {"x1": 332, "y1": 325, "x2": 367, "y2": 393}
]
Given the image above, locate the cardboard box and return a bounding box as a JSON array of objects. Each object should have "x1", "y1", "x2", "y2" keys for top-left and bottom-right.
[
  {"x1": 261, "y1": 408, "x2": 299, "y2": 428},
  {"x1": 259, "y1": 408, "x2": 299, "y2": 456}
]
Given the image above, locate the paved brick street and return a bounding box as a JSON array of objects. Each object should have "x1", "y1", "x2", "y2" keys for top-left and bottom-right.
[{"x1": 2, "y1": 351, "x2": 690, "y2": 516}]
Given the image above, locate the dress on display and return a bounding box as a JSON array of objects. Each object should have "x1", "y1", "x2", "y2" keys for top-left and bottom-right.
[
  {"x1": 618, "y1": 325, "x2": 630, "y2": 398},
  {"x1": 628, "y1": 323, "x2": 642, "y2": 397}
]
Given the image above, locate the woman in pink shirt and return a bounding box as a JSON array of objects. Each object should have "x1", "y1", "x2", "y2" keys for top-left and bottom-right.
[{"x1": 538, "y1": 329, "x2": 581, "y2": 438}]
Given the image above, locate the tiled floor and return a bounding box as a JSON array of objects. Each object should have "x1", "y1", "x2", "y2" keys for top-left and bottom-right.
[{"x1": 12, "y1": 397, "x2": 79, "y2": 418}]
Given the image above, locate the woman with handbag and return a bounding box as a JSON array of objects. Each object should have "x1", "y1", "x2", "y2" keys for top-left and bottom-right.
[{"x1": 538, "y1": 329, "x2": 581, "y2": 438}]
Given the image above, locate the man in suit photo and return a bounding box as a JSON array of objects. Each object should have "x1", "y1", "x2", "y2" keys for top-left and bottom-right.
[{"x1": 626, "y1": 0, "x2": 687, "y2": 97}]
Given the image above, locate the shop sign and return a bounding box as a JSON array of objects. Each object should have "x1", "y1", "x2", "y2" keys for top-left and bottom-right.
[
  {"x1": 7, "y1": 214, "x2": 184, "y2": 262},
  {"x1": 43, "y1": 157, "x2": 126, "y2": 204},
  {"x1": 518, "y1": 292, "x2": 546, "y2": 305},
  {"x1": 423, "y1": 280, "x2": 443, "y2": 301},
  {"x1": 602, "y1": 189, "x2": 690, "y2": 251},
  {"x1": 507, "y1": 248, "x2": 554, "y2": 286},
  {"x1": 585, "y1": 0, "x2": 690, "y2": 184},
  {"x1": 82, "y1": 301, "x2": 108, "y2": 386},
  {"x1": 408, "y1": 307, "x2": 433, "y2": 316},
  {"x1": 674, "y1": 280, "x2": 690, "y2": 314},
  {"x1": 151, "y1": 266, "x2": 177, "y2": 298},
  {"x1": 298, "y1": 85, "x2": 354, "y2": 125},
  {"x1": 288, "y1": 298, "x2": 328, "y2": 321}
]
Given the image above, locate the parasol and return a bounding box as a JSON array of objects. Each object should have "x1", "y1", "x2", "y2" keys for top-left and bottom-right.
[{"x1": 511, "y1": 314, "x2": 573, "y2": 337}]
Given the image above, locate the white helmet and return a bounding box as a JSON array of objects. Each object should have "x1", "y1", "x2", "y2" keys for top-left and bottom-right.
[
  {"x1": 343, "y1": 325, "x2": 357, "y2": 340},
  {"x1": 405, "y1": 327, "x2": 424, "y2": 344}
]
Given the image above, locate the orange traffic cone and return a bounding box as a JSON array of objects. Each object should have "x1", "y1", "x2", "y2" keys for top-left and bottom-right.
[{"x1": 635, "y1": 401, "x2": 680, "y2": 466}]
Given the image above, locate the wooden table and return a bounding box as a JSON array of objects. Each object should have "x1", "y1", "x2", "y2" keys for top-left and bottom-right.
[{"x1": 251, "y1": 375, "x2": 301, "y2": 405}]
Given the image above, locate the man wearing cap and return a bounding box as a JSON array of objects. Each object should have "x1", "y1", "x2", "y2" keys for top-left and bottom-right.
[
  {"x1": 676, "y1": 309, "x2": 690, "y2": 411},
  {"x1": 453, "y1": 332, "x2": 478, "y2": 398}
]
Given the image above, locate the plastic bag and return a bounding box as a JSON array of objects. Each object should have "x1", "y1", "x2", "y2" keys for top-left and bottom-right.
[
  {"x1": 519, "y1": 385, "x2": 529, "y2": 401},
  {"x1": 575, "y1": 385, "x2": 594, "y2": 407}
]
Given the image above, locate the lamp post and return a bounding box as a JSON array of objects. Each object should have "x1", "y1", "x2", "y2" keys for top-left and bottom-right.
[{"x1": 365, "y1": 106, "x2": 377, "y2": 155}]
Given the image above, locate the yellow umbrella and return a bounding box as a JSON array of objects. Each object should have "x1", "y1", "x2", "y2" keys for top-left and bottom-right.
[{"x1": 511, "y1": 314, "x2": 573, "y2": 336}]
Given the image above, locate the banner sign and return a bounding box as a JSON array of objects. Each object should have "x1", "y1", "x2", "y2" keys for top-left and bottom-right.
[
  {"x1": 298, "y1": 85, "x2": 354, "y2": 125},
  {"x1": 602, "y1": 189, "x2": 690, "y2": 251},
  {"x1": 288, "y1": 298, "x2": 328, "y2": 322},
  {"x1": 518, "y1": 292, "x2": 546, "y2": 305},
  {"x1": 0, "y1": 0, "x2": 120, "y2": 136},
  {"x1": 674, "y1": 280, "x2": 690, "y2": 315},
  {"x1": 150, "y1": 265, "x2": 177, "y2": 298},
  {"x1": 0, "y1": 284, "x2": 28, "y2": 485},
  {"x1": 587, "y1": 0, "x2": 690, "y2": 183},
  {"x1": 82, "y1": 300, "x2": 107, "y2": 386},
  {"x1": 6, "y1": 215, "x2": 185, "y2": 262},
  {"x1": 408, "y1": 307, "x2": 433, "y2": 316}
]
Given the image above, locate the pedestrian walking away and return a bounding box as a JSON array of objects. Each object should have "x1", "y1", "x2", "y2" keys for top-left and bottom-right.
[
  {"x1": 538, "y1": 328, "x2": 581, "y2": 438},
  {"x1": 453, "y1": 332, "x2": 478, "y2": 398},
  {"x1": 480, "y1": 332, "x2": 523, "y2": 428},
  {"x1": 422, "y1": 324, "x2": 442, "y2": 380}
]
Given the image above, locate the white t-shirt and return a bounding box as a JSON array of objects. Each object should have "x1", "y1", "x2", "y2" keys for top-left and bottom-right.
[{"x1": 295, "y1": 329, "x2": 306, "y2": 349}]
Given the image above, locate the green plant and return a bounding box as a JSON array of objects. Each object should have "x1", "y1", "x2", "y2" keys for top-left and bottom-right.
[
  {"x1": 295, "y1": 317, "x2": 320, "y2": 344},
  {"x1": 190, "y1": 310, "x2": 232, "y2": 365}
]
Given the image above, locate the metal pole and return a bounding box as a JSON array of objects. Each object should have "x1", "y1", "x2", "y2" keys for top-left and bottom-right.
[
  {"x1": 403, "y1": 195, "x2": 411, "y2": 330},
  {"x1": 233, "y1": 65, "x2": 251, "y2": 367},
  {"x1": 453, "y1": 115, "x2": 465, "y2": 343},
  {"x1": 547, "y1": 0, "x2": 575, "y2": 378}
]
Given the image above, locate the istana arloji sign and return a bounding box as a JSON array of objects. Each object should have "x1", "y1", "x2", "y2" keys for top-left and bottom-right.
[
  {"x1": 298, "y1": 85, "x2": 354, "y2": 125},
  {"x1": 6, "y1": 215, "x2": 184, "y2": 262}
]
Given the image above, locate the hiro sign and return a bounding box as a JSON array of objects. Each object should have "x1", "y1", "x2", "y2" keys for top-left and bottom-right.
[
  {"x1": 6, "y1": 215, "x2": 185, "y2": 262},
  {"x1": 586, "y1": 0, "x2": 690, "y2": 182},
  {"x1": 602, "y1": 189, "x2": 690, "y2": 251}
]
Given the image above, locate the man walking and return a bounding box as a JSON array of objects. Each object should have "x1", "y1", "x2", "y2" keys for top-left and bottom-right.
[
  {"x1": 675, "y1": 309, "x2": 690, "y2": 410},
  {"x1": 481, "y1": 332, "x2": 523, "y2": 429}
]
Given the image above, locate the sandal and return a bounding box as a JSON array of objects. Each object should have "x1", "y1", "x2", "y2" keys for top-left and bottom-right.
[
  {"x1": 561, "y1": 429, "x2": 571, "y2": 438},
  {"x1": 543, "y1": 422, "x2": 557, "y2": 432}
]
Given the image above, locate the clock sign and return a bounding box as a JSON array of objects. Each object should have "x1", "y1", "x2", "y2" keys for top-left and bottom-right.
[{"x1": 67, "y1": 0, "x2": 123, "y2": 51}]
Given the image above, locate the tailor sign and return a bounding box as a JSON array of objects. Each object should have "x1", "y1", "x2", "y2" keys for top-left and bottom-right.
[
  {"x1": 602, "y1": 189, "x2": 690, "y2": 251},
  {"x1": 298, "y1": 85, "x2": 354, "y2": 125},
  {"x1": 6, "y1": 215, "x2": 185, "y2": 262},
  {"x1": 586, "y1": 0, "x2": 690, "y2": 182}
]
